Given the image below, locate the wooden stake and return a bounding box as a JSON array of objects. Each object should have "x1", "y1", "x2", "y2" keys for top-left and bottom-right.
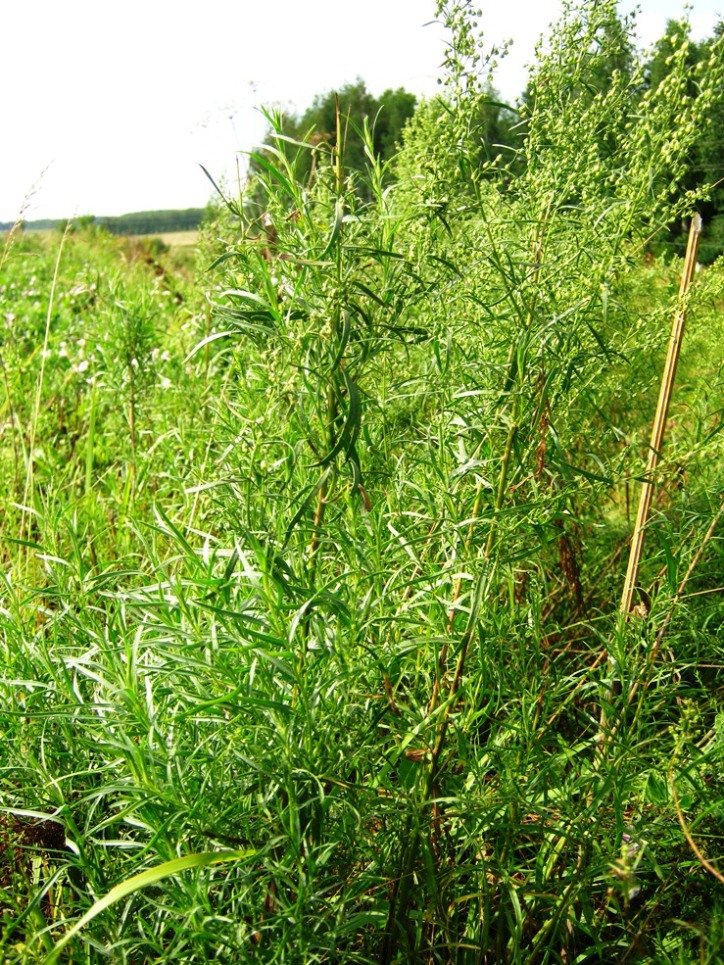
[{"x1": 620, "y1": 214, "x2": 702, "y2": 616}]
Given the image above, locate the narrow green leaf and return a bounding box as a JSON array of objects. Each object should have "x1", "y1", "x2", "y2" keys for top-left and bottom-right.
[
  {"x1": 44, "y1": 850, "x2": 255, "y2": 963},
  {"x1": 330, "y1": 311, "x2": 351, "y2": 372},
  {"x1": 312, "y1": 370, "x2": 362, "y2": 467},
  {"x1": 184, "y1": 330, "x2": 234, "y2": 362},
  {"x1": 199, "y1": 165, "x2": 242, "y2": 217},
  {"x1": 319, "y1": 199, "x2": 345, "y2": 260},
  {"x1": 283, "y1": 473, "x2": 330, "y2": 547}
]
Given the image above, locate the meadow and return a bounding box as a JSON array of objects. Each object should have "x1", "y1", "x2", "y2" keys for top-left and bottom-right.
[{"x1": 1, "y1": 2, "x2": 723, "y2": 962}]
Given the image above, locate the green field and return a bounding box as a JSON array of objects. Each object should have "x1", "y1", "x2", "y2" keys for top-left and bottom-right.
[{"x1": 1, "y1": 3, "x2": 723, "y2": 962}]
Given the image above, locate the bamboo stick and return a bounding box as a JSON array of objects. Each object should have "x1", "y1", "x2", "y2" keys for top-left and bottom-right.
[{"x1": 620, "y1": 214, "x2": 702, "y2": 616}]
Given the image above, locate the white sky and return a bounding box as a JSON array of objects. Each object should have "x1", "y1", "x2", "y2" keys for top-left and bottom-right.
[{"x1": 1, "y1": 0, "x2": 721, "y2": 222}]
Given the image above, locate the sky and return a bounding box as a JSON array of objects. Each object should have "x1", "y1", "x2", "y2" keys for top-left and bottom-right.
[{"x1": 2, "y1": 0, "x2": 721, "y2": 223}]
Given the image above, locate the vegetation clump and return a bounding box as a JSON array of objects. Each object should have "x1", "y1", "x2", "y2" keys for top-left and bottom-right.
[{"x1": 1, "y1": 2, "x2": 723, "y2": 962}]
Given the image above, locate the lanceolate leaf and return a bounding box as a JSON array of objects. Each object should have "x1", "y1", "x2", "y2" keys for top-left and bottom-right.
[
  {"x1": 199, "y1": 164, "x2": 243, "y2": 217},
  {"x1": 330, "y1": 310, "x2": 352, "y2": 372},
  {"x1": 319, "y1": 199, "x2": 345, "y2": 261},
  {"x1": 312, "y1": 370, "x2": 362, "y2": 468}
]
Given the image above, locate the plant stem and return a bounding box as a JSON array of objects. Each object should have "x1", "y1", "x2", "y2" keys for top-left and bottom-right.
[
  {"x1": 21, "y1": 224, "x2": 69, "y2": 551},
  {"x1": 308, "y1": 96, "x2": 345, "y2": 567},
  {"x1": 85, "y1": 377, "x2": 97, "y2": 497}
]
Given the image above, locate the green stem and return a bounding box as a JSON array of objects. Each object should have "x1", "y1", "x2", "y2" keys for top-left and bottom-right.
[
  {"x1": 128, "y1": 368, "x2": 137, "y2": 499},
  {"x1": 485, "y1": 416, "x2": 519, "y2": 558},
  {"x1": 85, "y1": 378, "x2": 97, "y2": 497},
  {"x1": 21, "y1": 225, "x2": 68, "y2": 550},
  {"x1": 309, "y1": 96, "x2": 345, "y2": 566}
]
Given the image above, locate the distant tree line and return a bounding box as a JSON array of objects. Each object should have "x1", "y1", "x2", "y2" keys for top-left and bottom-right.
[
  {"x1": 98, "y1": 208, "x2": 208, "y2": 235},
  {"x1": 0, "y1": 208, "x2": 208, "y2": 237}
]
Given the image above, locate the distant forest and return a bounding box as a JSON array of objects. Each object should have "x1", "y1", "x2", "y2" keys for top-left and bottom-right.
[{"x1": 0, "y1": 208, "x2": 207, "y2": 236}]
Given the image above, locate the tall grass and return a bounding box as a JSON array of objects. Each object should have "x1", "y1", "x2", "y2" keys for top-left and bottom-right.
[{"x1": 1, "y1": 2, "x2": 723, "y2": 962}]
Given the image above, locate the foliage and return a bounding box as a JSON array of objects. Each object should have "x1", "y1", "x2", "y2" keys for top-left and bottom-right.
[
  {"x1": 640, "y1": 16, "x2": 724, "y2": 261},
  {"x1": 1, "y1": 3, "x2": 723, "y2": 963},
  {"x1": 250, "y1": 79, "x2": 417, "y2": 199}
]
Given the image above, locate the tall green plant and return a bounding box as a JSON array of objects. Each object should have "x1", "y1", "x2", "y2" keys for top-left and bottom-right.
[
  {"x1": 194, "y1": 1, "x2": 724, "y2": 954},
  {"x1": 3, "y1": 3, "x2": 722, "y2": 963}
]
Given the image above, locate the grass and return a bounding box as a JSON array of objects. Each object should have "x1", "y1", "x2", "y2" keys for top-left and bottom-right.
[{"x1": 1, "y1": 2, "x2": 723, "y2": 962}]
